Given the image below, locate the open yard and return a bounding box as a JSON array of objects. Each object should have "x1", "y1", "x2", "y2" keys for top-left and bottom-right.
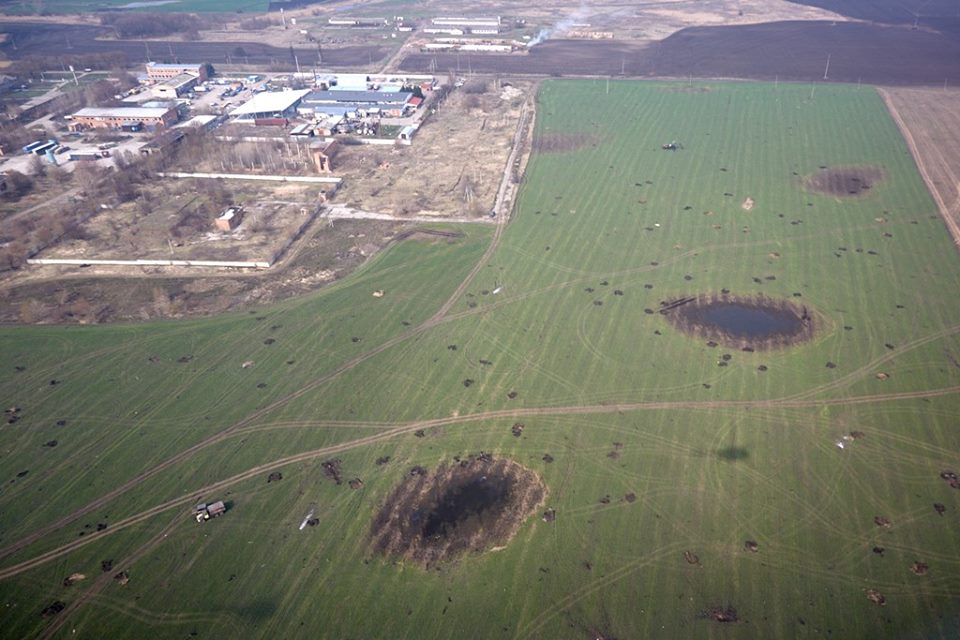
[
  {"x1": 38, "y1": 178, "x2": 326, "y2": 264},
  {"x1": 1, "y1": 79, "x2": 960, "y2": 639},
  {"x1": 334, "y1": 80, "x2": 530, "y2": 218}
]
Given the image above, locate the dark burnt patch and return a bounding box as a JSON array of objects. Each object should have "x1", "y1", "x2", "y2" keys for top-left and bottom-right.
[
  {"x1": 369, "y1": 455, "x2": 547, "y2": 567},
  {"x1": 803, "y1": 166, "x2": 885, "y2": 198},
  {"x1": 661, "y1": 293, "x2": 816, "y2": 351}
]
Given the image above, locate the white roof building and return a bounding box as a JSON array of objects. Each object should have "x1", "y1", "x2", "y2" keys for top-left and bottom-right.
[{"x1": 230, "y1": 90, "x2": 311, "y2": 121}]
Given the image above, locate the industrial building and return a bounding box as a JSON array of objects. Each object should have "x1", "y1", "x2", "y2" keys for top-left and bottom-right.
[
  {"x1": 145, "y1": 62, "x2": 208, "y2": 82},
  {"x1": 230, "y1": 89, "x2": 311, "y2": 123},
  {"x1": 154, "y1": 73, "x2": 200, "y2": 99},
  {"x1": 300, "y1": 89, "x2": 417, "y2": 117},
  {"x1": 68, "y1": 106, "x2": 178, "y2": 131}
]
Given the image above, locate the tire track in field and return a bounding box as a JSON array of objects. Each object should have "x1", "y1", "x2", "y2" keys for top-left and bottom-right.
[
  {"x1": 0, "y1": 101, "x2": 534, "y2": 565},
  {"x1": 36, "y1": 512, "x2": 183, "y2": 640},
  {"x1": 3, "y1": 383, "x2": 959, "y2": 581}
]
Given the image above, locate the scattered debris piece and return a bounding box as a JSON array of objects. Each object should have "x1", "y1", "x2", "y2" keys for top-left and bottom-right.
[
  {"x1": 376, "y1": 456, "x2": 391, "y2": 466},
  {"x1": 684, "y1": 550, "x2": 700, "y2": 565},
  {"x1": 934, "y1": 503, "x2": 946, "y2": 516},
  {"x1": 372, "y1": 290, "x2": 385, "y2": 298},
  {"x1": 705, "y1": 607, "x2": 738, "y2": 623},
  {"x1": 511, "y1": 423, "x2": 524, "y2": 437},
  {"x1": 349, "y1": 478, "x2": 364, "y2": 490},
  {"x1": 322, "y1": 459, "x2": 343, "y2": 485},
  {"x1": 114, "y1": 571, "x2": 130, "y2": 585},
  {"x1": 624, "y1": 493, "x2": 636, "y2": 503},
  {"x1": 40, "y1": 601, "x2": 66, "y2": 617},
  {"x1": 910, "y1": 561, "x2": 929, "y2": 576},
  {"x1": 542, "y1": 454, "x2": 554, "y2": 464},
  {"x1": 62, "y1": 573, "x2": 86, "y2": 587},
  {"x1": 267, "y1": 472, "x2": 282, "y2": 483},
  {"x1": 542, "y1": 508, "x2": 556, "y2": 523},
  {"x1": 744, "y1": 540, "x2": 759, "y2": 553},
  {"x1": 874, "y1": 516, "x2": 892, "y2": 528},
  {"x1": 866, "y1": 589, "x2": 886, "y2": 606},
  {"x1": 241, "y1": 361, "x2": 254, "y2": 369}
]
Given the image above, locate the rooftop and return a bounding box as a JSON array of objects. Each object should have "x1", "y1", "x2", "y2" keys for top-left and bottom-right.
[
  {"x1": 304, "y1": 90, "x2": 413, "y2": 104},
  {"x1": 230, "y1": 89, "x2": 311, "y2": 116},
  {"x1": 73, "y1": 106, "x2": 173, "y2": 119},
  {"x1": 147, "y1": 62, "x2": 203, "y2": 69},
  {"x1": 157, "y1": 73, "x2": 199, "y2": 88}
]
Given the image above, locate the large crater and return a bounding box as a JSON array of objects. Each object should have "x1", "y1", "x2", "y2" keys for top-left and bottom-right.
[
  {"x1": 370, "y1": 454, "x2": 547, "y2": 566},
  {"x1": 661, "y1": 293, "x2": 815, "y2": 350}
]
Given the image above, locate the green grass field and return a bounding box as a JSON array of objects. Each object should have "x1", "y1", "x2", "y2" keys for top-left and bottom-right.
[{"x1": 2, "y1": 80, "x2": 960, "y2": 639}]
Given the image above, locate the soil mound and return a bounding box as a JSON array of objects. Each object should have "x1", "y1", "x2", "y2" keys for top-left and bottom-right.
[
  {"x1": 660, "y1": 293, "x2": 815, "y2": 350},
  {"x1": 534, "y1": 132, "x2": 601, "y2": 153},
  {"x1": 369, "y1": 455, "x2": 547, "y2": 566},
  {"x1": 804, "y1": 166, "x2": 885, "y2": 197}
]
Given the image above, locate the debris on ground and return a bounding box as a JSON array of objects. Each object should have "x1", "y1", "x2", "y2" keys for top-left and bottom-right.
[
  {"x1": 542, "y1": 454, "x2": 554, "y2": 463},
  {"x1": 375, "y1": 456, "x2": 391, "y2": 466},
  {"x1": 267, "y1": 472, "x2": 282, "y2": 483},
  {"x1": 873, "y1": 546, "x2": 885, "y2": 556},
  {"x1": 409, "y1": 465, "x2": 427, "y2": 476},
  {"x1": 874, "y1": 516, "x2": 892, "y2": 528},
  {"x1": 241, "y1": 360, "x2": 254, "y2": 369},
  {"x1": 624, "y1": 493, "x2": 636, "y2": 503},
  {"x1": 511, "y1": 423, "x2": 524, "y2": 437},
  {"x1": 542, "y1": 508, "x2": 556, "y2": 522},
  {"x1": 866, "y1": 589, "x2": 886, "y2": 606},
  {"x1": 705, "y1": 606, "x2": 738, "y2": 623},
  {"x1": 61, "y1": 573, "x2": 86, "y2": 587},
  {"x1": 40, "y1": 601, "x2": 66, "y2": 617},
  {"x1": 910, "y1": 561, "x2": 929, "y2": 576},
  {"x1": 684, "y1": 550, "x2": 700, "y2": 565},
  {"x1": 934, "y1": 503, "x2": 946, "y2": 515},
  {"x1": 322, "y1": 459, "x2": 343, "y2": 485},
  {"x1": 113, "y1": 571, "x2": 130, "y2": 585},
  {"x1": 372, "y1": 290, "x2": 385, "y2": 298},
  {"x1": 101, "y1": 559, "x2": 113, "y2": 573},
  {"x1": 349, "y1": 478, "x2": 364, "y2": 489},
  {"x1": 744, "y1": 540, "x2": 759, "y2": 553}
]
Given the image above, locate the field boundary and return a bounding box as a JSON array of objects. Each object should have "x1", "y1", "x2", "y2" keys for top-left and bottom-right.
[
  {"x1": 157, "y1": 172, "x2": 342, "y2": 184},
  {"x1": 878, "y1": 87, "x2": 960, "y2": 248},
  {"x1": 27, "y1": 258, "x2": 271, "y2": 269}
]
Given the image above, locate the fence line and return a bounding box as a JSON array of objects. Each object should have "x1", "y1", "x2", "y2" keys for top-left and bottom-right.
[{"x1": 157, "y1": 172, "x2": 341, "y2": 184}]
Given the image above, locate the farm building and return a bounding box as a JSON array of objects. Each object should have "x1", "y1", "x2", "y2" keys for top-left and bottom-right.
[
  {"x1": 431, "y1": 16, "x2": 501, "y2": 34},
  {"x1": 214, "y1": 206, "x2": 243, "y2": 231},
  {"x1": 230, "y1": 89, "x2": 311, "y2": 123},
  {"x1": 68, "y1": 106, "x2": 178, "y2": 131},
  {"x1": 154, "y1": 73, "x2": 200, "y2": 99},
  {"x1": 327, "y1": 17, "x2": 386, "y2": 27},
  {"x1": 146, "y1": 62, "x2": 208, "y2": 82},
  {"x1": 301, "y1": 90, "x2": 416, "y2": 117}
]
